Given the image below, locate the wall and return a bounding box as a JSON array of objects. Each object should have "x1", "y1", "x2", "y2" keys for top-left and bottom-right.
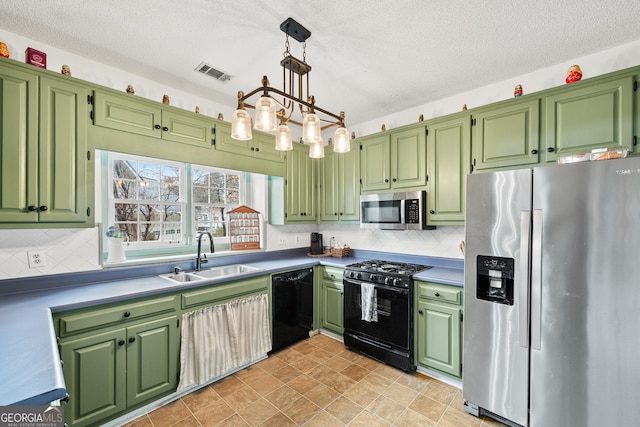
[{"x1": 0, "y1": 29, "x2": 637, "y2": 279}]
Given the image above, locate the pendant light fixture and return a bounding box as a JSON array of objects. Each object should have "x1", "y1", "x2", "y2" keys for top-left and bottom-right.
[
  {"x1": 308, "y1": 139, "x2": 325, "y2": 158},
  {"x1": 231, "y1": 18, "x2": 349, "y2": 157}
]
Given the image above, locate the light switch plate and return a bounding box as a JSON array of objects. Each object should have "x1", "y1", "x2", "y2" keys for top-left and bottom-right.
[{"x1": 28, "y1": 250, "x2": 46, "y2": 268}]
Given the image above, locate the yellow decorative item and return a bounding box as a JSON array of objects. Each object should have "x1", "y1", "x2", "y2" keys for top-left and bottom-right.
[
  {"x1": 566, "y1": 65, "x2": 583, "y2": 84},
  {"x1": 0, "y1": 42, "x2": 10, "y2": 58}
]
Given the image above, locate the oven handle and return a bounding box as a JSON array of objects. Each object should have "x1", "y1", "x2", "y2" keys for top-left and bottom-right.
[{"x1": 343, "y1": 278, "x2": 410, "y2": 295}]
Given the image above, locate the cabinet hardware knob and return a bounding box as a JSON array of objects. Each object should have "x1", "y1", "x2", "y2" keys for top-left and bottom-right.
[
  {"x1": 418, "y1": 310, "x2": 423, "y2": 315},
  {"x1": 128, "y1": 337, "x2": 136, "y2": 343},
  {"x1": 392, "y1": 178, "x2": 397, "y2": 182},
  {"x1": 255, "y1": 148, "x2": 260, "y2": 152},
  {"x1": 123, "y1": 311, "x2": 131, "y2": 318},
  {"x1": 330, "y1": 275, "x2": 335, "y2": 278},
  {"x1": 334, "y1": 213, "x2": 338, "y2": 216},
  {"x1": 118, "y1": 340, "x2": 125, "y2": 346},
  {"x1": 28, "y1": 205, "x2": 38, "y2": 212},
  {"x1": 385, "y1": 179, "x2": 389, "y2": 183},
  {"x1": 531, "y1": 149, "x2": 538, "y2": 155},
  {"x1": 435, "y1": 292, "x2": 440, "y2": 297},
  {"x1": 251, "y1": 147, "x2": 255, "y2": 151},
  {"x1": 340, "y1": 212, "x2": 343, "y2": 215},
  {"x1": 161, "y1": 126, "x2": 168, "y2": 131},
  {"x1": 39, "y1": 206, "x2": 48, "y2": 212},
  {"x1": 430, "y1": 210, "x2": 435, "y2": 214},
  {"x1": 547, "y1": 147, "x2": 555, "y2": 152},
  {"x1": 154, "y1": 124, "x2": 161, "y2": 129}
]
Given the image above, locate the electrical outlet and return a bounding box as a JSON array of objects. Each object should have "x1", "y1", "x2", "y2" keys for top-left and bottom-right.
[
  {"x1": 295, "y1": 236, "x2": 301, "y2": 244},
  {"x1": 28, "y1": 250, "x2": 46, "y2": 268},
  {"x1": 278, "y1": 236, "x2": 286, "y2": 246}
]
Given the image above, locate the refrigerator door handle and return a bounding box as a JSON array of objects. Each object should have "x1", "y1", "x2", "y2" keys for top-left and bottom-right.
[
  {"x1": 519, "y1": 211, "x2": 531, "y2": 348},
  {"x1": 531, "y1": 209, "x2": 543, "y2": 350}
]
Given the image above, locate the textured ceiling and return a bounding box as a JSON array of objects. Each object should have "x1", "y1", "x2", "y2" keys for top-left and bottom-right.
[{"x1": 2, "y1": 0, "x2": 640, "y2": 127}]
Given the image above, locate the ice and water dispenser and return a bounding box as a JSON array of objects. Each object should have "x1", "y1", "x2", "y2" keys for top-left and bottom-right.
[{"x1": 476, "y1": 255, "x2": 515, "y2": 305}]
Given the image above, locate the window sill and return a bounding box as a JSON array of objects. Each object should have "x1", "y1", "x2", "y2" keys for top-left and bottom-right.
[{"x1": 102, "y1": 248, "x2": 265, "y2": 269}]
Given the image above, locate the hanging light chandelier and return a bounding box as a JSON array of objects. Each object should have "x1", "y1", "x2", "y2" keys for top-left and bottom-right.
[{"x1": 231, "y1": 17, "x2": 350, "y2": 155}]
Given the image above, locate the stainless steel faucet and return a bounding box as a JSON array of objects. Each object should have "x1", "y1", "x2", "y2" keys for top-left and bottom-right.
[{"x1": 195, "y1": 232, "x2": 215, "y2": 271}]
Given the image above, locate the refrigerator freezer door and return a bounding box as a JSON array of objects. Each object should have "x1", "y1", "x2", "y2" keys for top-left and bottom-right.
[
  {"x1": 530, "y1": 157, "x2": 640, "y2": 426},
  {"x1": 463, "y1": 169, "x2": 531, "y2": 426}
]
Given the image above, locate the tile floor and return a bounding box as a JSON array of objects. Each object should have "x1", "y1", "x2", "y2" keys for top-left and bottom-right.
[{"x1": 124, "y1": 334, "x2": 505, "y2": 426}]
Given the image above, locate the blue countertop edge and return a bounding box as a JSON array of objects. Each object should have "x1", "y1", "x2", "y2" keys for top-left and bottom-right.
[{"x1": 0, "y1": 248, "x2": 463, "y2": 406}]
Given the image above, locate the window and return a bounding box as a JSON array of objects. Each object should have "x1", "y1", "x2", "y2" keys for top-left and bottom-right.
[
  {"x1": 192, "y1": 166, "x2": 243, "y2": 238},
  {"x1": 106, "y1": 152, "x2": 246, "y2": 251},
  {"x1": 109, "y1": 154, "x2": 185, "y2": 247}
]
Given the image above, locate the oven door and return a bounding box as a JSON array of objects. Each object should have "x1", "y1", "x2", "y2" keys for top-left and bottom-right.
[{"x1": 343, "y1": 277, "x2": 411, "y2": 350}]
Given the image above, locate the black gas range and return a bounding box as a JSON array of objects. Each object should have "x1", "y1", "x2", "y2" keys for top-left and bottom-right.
[{"x1": 343, "y1": 260, "x2": 432, "y2": 372}]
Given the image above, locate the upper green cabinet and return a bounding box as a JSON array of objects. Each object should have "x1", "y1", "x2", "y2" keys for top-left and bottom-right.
[
  {"x1": 426, "y1": 115, "x2": 471, "y2": 224},
  {"x1": 543, "y1": 76, "x2": 634, "y2": 162},
  {"x1": 360, "y1": 123, "x2": 427, "y2": 193},
  {"x1": 0, "y1": 60, "x2": 92, "y2": 226},
  {"x1": 93, "y1": 90, "x2": 213, "y2": 148},
  {"x1": 473, "y1": 98, "x2": 540, "y2": 171},
  {"x1": 214, "y1": 121, "x2": 284, "y2": 163},
  {"x1": 320, "y1": 141, "x2": 360, "y2": 222},
  {"x1": 285, "y1": 143, "x2": 316, "y2": 222}
]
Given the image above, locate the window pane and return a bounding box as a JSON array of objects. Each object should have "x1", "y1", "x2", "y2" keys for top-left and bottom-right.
[
  {"x1": 193, "y1": 187, "x2": 208, "y2": 203},
  {"x1": 210, "y1": 222, "x2": 226, "y2": 237},
  {"x1": 113, "y1": 179, "x2": 136, "y2": 199},
  {"x1": 114, "y1": 203, "x2": 138, "y2": 222},
  {"x1": 226, "y1": 190, "x2": 240, "y2": 204},
  {"x1": 138, "y1": 204, "x2": 159, "y2": 222},
  {"x1": 138, "y1": 162, "x2": 159, "y2": 181},
  {"x1": 211, "y1": 172, "x2": 225, "y2": 187},
  {"x1": 139, "y1": 223, "x2": 161, "y2": 241},
  {"x1": 139, "y1": 182, "x2": 160, "y2": 200},
  {"x1": 192, "y1": 169, "x2": 208, "y2": 186},
  {"x1": 116, "y1": 223, "x2": 137, "y2": 242},
  {"x1": 161, "y1": 182, "x2": 180, "y2": 202},
  {"x1": 162, "y1": 223, "x2": 182, "y2": 241},
  {"x1": 113, "y1": 159, "x2": 137, "y2": 179},
  {"x1": 209, "y1": 188, "x2": 225, "y2": 204},
  {"x1": 226, "y1": 174, "x2": 239, "y2": 189},
  {"x1": 163, "y1": 205, "x2": 182, "y2": 221}
]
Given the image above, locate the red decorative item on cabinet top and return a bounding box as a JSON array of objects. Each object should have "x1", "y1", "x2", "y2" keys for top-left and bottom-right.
[{"x1": 566, "y1": 64, "x2": 583, "y2": 84}]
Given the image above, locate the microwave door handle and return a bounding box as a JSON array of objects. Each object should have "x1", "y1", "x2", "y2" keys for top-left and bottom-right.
[{"x1": 400, "y1": 199, "x2": 406, "y2": 225}]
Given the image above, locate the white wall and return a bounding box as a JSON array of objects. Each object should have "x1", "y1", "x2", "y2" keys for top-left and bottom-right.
[{"x1": 0, "y1": 29, "x2": 638, "y2": 279}]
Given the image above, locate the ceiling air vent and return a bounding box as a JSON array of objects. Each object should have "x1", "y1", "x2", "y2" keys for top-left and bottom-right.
[{"x1": 194, "y1": 62, "x2": 233, "y2": 83}]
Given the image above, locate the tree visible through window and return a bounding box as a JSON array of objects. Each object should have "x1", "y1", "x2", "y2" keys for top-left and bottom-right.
[
  {"x1": 110, "y1": 155, "x2": 184, "y2": 245},
  {"x1": 192, "y1": 167, "x2": 242, "y2": 238}
]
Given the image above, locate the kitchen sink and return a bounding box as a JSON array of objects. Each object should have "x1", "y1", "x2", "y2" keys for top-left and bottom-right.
[
  {"x1": 195, "y1": 264, "x2": 263, "y2": 278},
  {"x1": 160, "y1": 264, "x2": 263, "y2": 284}
]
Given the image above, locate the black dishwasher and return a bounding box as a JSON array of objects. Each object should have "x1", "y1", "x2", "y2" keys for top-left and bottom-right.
[{"x1": 271, "y1": 268, "x2": 314, "y2": 353}]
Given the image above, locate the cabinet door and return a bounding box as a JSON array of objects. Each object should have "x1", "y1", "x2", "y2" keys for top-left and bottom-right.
[
  {"x1": 391, "y1": 125, "x2": 427, "y2": 189},
  {"x1": 39, "y1": 76, "x2": 90, "y2": 223},
  {"x1": 474, "y1": 99, "x2": 540, "y2": 170},
  {"x1": 252, "y1": 131, "x2": 284, "y2": 163},
  {"x1": 285, "y1": 144, "x2": 316, "y2": 222},
  {"x1": 416, "y1": 300, "x2": 461, "y2": 377},
  {"x1": 360, "y1": 134, "x2": 391, "y2": 192},
  {"x1": 427, "y1": 116, "x2": 471, "y2": 224},
  {"x1": 93, "y1": 90, "x2": 162, "y2": 138},
  {"x1": 161, "y1": 108, "x2": 212, "y2": 148},
  {"x1": 60, "y1": 328, "x2": 127, "y2": 427},
  {"x1": 544, "y1": 76, "x2": 634, "y2": 162},
  {"x1": 214, "y1": 122, "x2": 283, "y2": 163},
  {"x1": 0, "y1": 65, "x2": 38, "y2": 222},
  {"x1": 126, "y1": 316, "x2": 179, "y2": 407},
  {"x1": 338, "y1": 141, "x2": 361, "y2": 221},
  {"x1": 321, "y1": 280, "x2": 344, "y2": 334},
  {"x1": 214, "y1": 120, "x2": 252, "y2": 155},
  {"x1": 319, "y1": 150, "x2": 340, "y2": 221}
]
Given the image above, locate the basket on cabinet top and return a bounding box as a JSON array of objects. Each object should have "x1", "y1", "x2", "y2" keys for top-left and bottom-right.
[{"x1": 228, "y1": 205, "x2": 261, "y2": 250}]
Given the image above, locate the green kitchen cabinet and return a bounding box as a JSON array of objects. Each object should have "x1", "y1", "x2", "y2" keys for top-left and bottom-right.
[
  {"x1": 320, "y1": 266, "x2": 344, "y2": 335},
  {"x1": 93, "y1": 89, "x2": 213, "y2": 148},
  {"x1": 414, "y1": 281, "x2": 463, "y2": 378},
  {"x1": 0, "y1": 61, "x2": 92, "y2": 225},
  {"x1": 360, "y1": 123, "x2": 427, "y2": 193},
  {"x1": 214, "y1": 121, "x2": 284, "y2": 163},
  {"x1": 285, "y1": 143, "x2": 316, "y2": 222},
  {"x1": 319, "y1": 141, "x2": 361, "y2": 222},
  {"x1": 426, "y1": 115, "x2": 471, "y2": 224},
  {"x1": 543, "y1": 76, "x2": 634, "y2": 162},
  {"x1": 55, "y1": 295, "x2": 179, "y2": 427},
  {"x1": 473, "y1": 98, "x2": 540, "y2": 171}
]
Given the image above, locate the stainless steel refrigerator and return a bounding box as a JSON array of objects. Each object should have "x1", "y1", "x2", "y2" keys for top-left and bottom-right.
[{"x1": 463, "y1": 157, "x2": 640, "y2": 427}]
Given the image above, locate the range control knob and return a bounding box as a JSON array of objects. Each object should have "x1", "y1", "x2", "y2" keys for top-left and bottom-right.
[
  {"x1": 393, "y1": 278, "x2": 400, "y2": 286},
  {"x1": 356, "y1": 272, "x2": 362, "y2": 280},
  {"x1": 369, "y1": 274, "x2": 377, "y2": 282}
]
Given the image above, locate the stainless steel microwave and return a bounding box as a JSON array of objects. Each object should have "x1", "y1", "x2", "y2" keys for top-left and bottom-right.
[{"x1": 360, "y1": 191, "x2": 431, "y2": 230}]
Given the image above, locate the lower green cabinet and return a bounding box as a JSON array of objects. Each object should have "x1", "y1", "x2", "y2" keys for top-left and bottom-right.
[
  {"x1": 55, "y1": 296, "x2": 180, "y2": 427},
  {"x1": 414, "y1": 281, "x2": 463, "y2": 378},
  {"x1": 319, "y1": 266, "x2": 344, "y2": 334}
]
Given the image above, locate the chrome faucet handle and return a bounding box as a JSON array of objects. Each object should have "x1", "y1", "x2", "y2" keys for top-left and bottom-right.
[{"x1": 173, "y1": 266, "x2": 182, "y2": 275}]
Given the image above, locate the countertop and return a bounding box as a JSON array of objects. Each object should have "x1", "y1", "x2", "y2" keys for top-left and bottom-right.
[{"x1": 0, "y1": 249, "x2": 462, "y2": 407}]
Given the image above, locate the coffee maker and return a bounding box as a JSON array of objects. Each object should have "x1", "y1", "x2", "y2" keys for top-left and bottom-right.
[{"x1": 310, "y1": 233, "x2": 323, "y2": 255}]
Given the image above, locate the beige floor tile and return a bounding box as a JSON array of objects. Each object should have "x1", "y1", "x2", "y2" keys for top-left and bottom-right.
[
  {"x1": 382, "y1": 382, "x2": 420, "y2": 406},
  {"x1": 305, "y1": 409, "x2": 346, "y2": 426},
  {"x1": 340, "y1": 363, "x2": 370, "y2": 382},
  {"x1": 307, "y1": 347, "x2": 334, "y2": 363},
  {"x1": 422, "y1": 379, "x2": 457, "y2": 405},
  {"x1": 258, "y1": 411, "x2": 297, "y2": 427},
  {"x1": 191, "y1": 400, "x2": 236, "y2": 426},
  {"x1": 321, "y1": 372, "x2": 357, "y2": 394},
  {"x1": 264, "y1": 385, "x2": 303, "y2": 410},
  {"x1": 349, "y1": 409, "x2": 392, "y2": 427},
  {"x1": 256, "y1": 354, "x2": 288, "y2": 373},
  {"x1": 325, "y1": 395, "x2": 364, "y2": 423},
  {"x1": 281, "y1": 396, "x2": 321, "y2": 424},
  {"x1": 271, "y1": 365, "x2": 302, "y2": 383},
  {"x1": 361, "y1": 372, "x2": 394, "y2": 390},
  {"x1": 357, "y1": 354, "x2": 383, "y2": 371},
  {"x1": 235, "y1": 398, "x2": 278, "y2": 427},
  {"x1": 276, "y1": 348, "x2": 307, "y2": 364},
  {"x1": 304, "y1": 382, "x2": 341, "y2": 408},
  {"x1": 286, "y1": 373, "x2": 321, "y2": 394},
  {"x1": 343, "y1": 383, "x2": 381, "y2": 407},
  {"x1": 214, "y1": 413, "x2": 250, "y2": 427},
  {"x1": 121, "y1": 415, "x2": 153, "y2": 427},
  {"x1": 395, "y1": 372, "x2": 430, "y2": 393},
  {"x1": 169, "y1": 414, "x2": 201, "y2": 427},
  {"x1": 287, "y1": 354, "x2": 318, "y2": 373},
  {"x1": 409, "y1": 394, "x2": 448, "y2": 423},
  {"x1": 392, "y1": 408, "x2": 437, "y2": 427},
  {"x1": 212, "y1": 375, "x2": 246, "y2": 397},
  {"x1": 235, "y1": 365, "x2": 268, "y2": 383},
  {"x1": 323, "y1": 355, "x2": 353, "y2": 372},
  {"x1": 181, "y1": 384, "x2": 222, "y2": 414},
  {"x1": 291, "y1": 340, "x2": 316, "y2": 355},
  {"x1": 367, "y1": 395, "x2": 406, "y2": 423},
  {"x1": 374, "y1": 364, "x2": 403, "y2": 382},
  {"x1": 246, "y1": 373, "x2": 284, "y2": 395},
  {"x1": 147, "y1": 399, "x2": 191, "y2": 427},
  {"x1": 438, "y1": 407, "x2": 483, "y2": 427},
  {"x1": 223, "y1": 386, "x2": 261, "y2": 411}
]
